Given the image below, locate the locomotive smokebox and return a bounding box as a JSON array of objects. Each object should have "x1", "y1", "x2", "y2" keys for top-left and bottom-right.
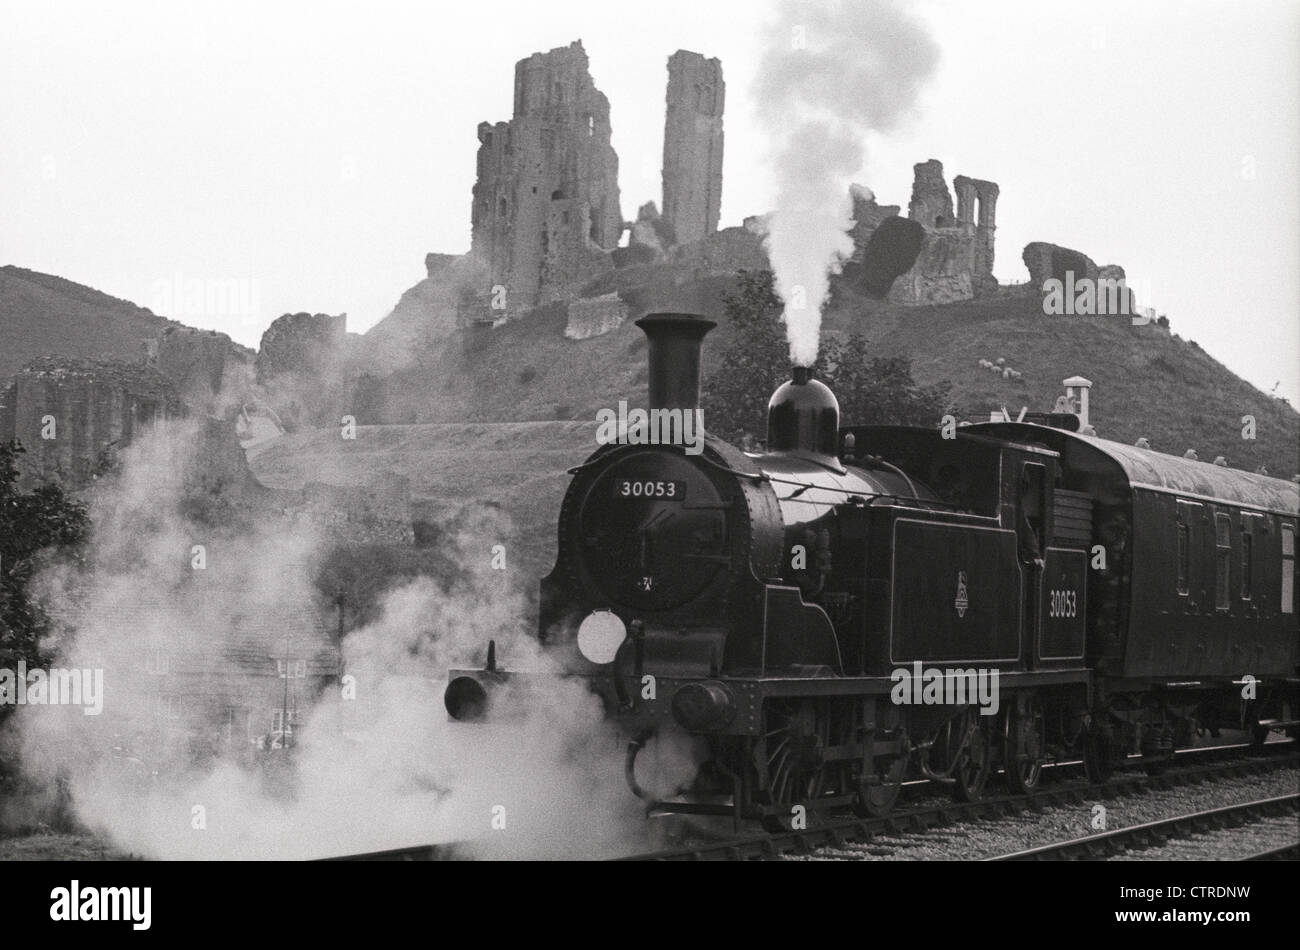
[
  {"x1": 634, "y1": 313, "x2": 717, "y2": 413},
  {"x1": 767, "y1": 366, "x2": 841, "y2": 464}
]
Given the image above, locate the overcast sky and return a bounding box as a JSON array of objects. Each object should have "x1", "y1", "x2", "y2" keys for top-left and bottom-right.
[{"x1": 2, "y1": 0, "x2": 1296, "y2": 402}]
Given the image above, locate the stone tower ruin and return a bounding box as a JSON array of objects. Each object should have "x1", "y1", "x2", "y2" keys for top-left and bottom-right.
[
  {"x1": 661, "y1": 50, "x2": 724, "y2": 246},
  {"x1": 953, "y1": 174, "x2": 999, "y2": 283},
  {"x1": 886, "y1": 159, "x2": 1000, "y2": 304},
  {"x1": 470, "y1": 40, "x2": 622, "y2": 313}
]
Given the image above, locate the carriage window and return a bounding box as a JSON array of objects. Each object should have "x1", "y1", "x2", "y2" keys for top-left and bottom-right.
[
  {"x1": 1176, "y1": 523, "x2": 1189, "y2": 594},
  {"x1": 1214, "y1": 513, "x2": 1231, "y2": 610},
  {"x1": 1240, "y1": 513, "x2": 1262, "y2": 601},
  {"x1": 1283, "y1": 524, "x2": 1295, "y2": 615},
  {"x1": 1175, "y1": 501, "x2": 1197, "y2": 595},
  {"x1": 1240, "y1": 533, "x2": 1253, "y2": 600}
]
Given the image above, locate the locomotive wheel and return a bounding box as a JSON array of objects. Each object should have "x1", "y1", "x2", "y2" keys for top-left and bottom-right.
[
  {"x1": 1002, "y1": 696, "x2": 1044, "y2": 795},
  {"x1": 933, "y1": 708, "x2": 992, "y2": 802},
  {"x1": 755, "y1": 700, "x2": 830, "y2": 832},
  {"x1": 852, "y1": 749, "x2": 907, "y2": 817}
]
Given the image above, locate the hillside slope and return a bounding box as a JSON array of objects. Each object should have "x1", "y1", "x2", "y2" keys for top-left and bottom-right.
[
  {"x1": 248, "y1": 421, "x2": 598, "y2": 584},
  {"x1": 352, "y1": 276, "x2": 1299, "y2": 478},
  {"x1": 834, "y1": 286, "x2": 1298, "y2": 478},
  {"x1": 0, "y1": 266, "x2": 186, "y2": 380}
]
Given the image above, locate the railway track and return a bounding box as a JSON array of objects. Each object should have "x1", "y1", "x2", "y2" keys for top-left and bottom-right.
[
  {"x1": 1242, "y1": 842, "x2": 1300, "y2": 861},
  {"x1": 311, "y1": 741, "x2": 1296, "y2": 861},
  {"x1": 617, "y1": 741, "x2": 1299, "y2": 862},
  {"x1": 988, "y1": 793, "x2": 1299, "y2": 861},
  {"x1": 314, "y1": 841, "x2": 470, "y2": 861}
]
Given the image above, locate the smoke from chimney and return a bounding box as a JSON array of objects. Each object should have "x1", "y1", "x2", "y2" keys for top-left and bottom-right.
[{"x1": 754, "y1": 0, "x2": 940, "y2": 367}]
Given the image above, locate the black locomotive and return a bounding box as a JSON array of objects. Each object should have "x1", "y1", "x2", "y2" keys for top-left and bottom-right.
[{"x1": 446, "y1": 313, "x2": 1299, "y2": 827}]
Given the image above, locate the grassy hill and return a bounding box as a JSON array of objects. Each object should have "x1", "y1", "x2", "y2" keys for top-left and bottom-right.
[
  {"x1": 356, "y1": 275, "x2": 1299, "y2": 479},
  {"x1": 827, "y1": 285, "x2": 1298, "y2": 478},
  {"x1": 248, "y1": 277, "x2": 1298, "y2": 587},
  {"x1": 0, "y1": 266, "x2": 185, "y2": 380}
]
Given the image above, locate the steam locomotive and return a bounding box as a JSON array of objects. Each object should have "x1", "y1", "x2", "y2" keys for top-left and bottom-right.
[{"x1": 445, "y1": 313, "x2": 1299, "y2": 827}]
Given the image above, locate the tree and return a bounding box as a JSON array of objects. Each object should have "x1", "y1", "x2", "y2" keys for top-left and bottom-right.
[
  {"x1": 701, "y1": 270, "x2": 955, "y2": 443},
  {"x1": 700, "y1": 270, "x2": 792, "y2": 443},
  {"x1": 0, "y1": 441, "x2": 90, "y2": 672},
  {"x1": 820, "y1": 334, "x2": 955, "y2": 427}
]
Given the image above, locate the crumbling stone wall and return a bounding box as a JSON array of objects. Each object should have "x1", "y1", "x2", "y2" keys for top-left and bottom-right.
[
  {"x1": 626, "y1": 201, "x2": 671, "y2": 261},
  {"x1": 151, "y1": 326, "x2": 251, "y2": 414},
  {"x1": 662, "y1": 50, "x2": 724, "y2": 246},
  {"x1": 256, "y1": 312, "x2": 346, "y2": 381},
  {"x1": 847, "y1": 185, "x2": 902, "y2": 246},
  {"x1": 908, "y1": 159, "x2": 956, "y2": 228},
  {"x1": 470, "y1": 40, "x2": 622, "y2": 315},
  {"x1": 1022, "y1": 242, "x2": 1099, "y2": 286},
  {"x1": 888, "y1": 229, "x2": 975, "y2": 305},
  {"x1": 872, "y1": 160, "x2": 1001, "y2": 305},
  {"x1": 255, "y1": 313, "x2": 349, "y2": 429},
  {"x1": 0, "y1": 357, "x2": 181, "y2": 489},
  {"x1": 424, "y1": 253, "x2": 459, "y2": 280},
  {"x1": 670, "y1": 226, "x2": 768, "y2": 278},
  {"x1": 565, "y1": 292, "x2": 628, "y2": 340},
  {"x1": 540, "y1": 198, "x2": 614, "y2": 304}
]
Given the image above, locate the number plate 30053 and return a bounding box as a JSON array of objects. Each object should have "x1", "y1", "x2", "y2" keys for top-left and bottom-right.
[{"x1": 613, "y1": 479, "x2": 685, "y2": 500}]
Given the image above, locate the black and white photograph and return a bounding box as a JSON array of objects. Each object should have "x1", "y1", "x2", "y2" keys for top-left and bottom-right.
[{"x1": 0, "y1": 0, "x2": 1296, "y2": 925}]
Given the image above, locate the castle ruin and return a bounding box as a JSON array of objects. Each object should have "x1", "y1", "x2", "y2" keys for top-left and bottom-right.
[
  {"x1": 470, "y1": 41, "x2": 622, "y2": 314},
  {"x1": 863, "y1": 159, "x2": 1002, "y2": 306},
  {"x1": 953, "y1": 173, "x2": 999, "y2": 285},
  {"x1": 450, "y1": 44, "x2": 1005, "y2": 331},
  {"x1": 0, "y1": 357, "x2": 182, "y2": 488},
  {"x1": 661, "y1": 50, "x2": 724, "y2": 246}
]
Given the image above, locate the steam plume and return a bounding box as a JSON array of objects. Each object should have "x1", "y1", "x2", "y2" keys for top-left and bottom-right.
[
  {"x1": 754, "y1": 0, "x2": 939, "y2": 366},
  {"x1": 9, "y1": 421, "x2": 693, "y2": 859}
]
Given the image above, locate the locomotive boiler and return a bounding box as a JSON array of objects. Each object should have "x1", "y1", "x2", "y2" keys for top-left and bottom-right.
[{"x1": 445, "y1": 312, "x2": 1299, "y2": 828}]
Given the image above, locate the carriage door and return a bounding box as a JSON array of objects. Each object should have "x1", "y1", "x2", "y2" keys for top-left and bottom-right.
[
  {"x1": 1018, "y1": 462, "x2": 1048, "y2": 658},
  {"x1": 1283, "y1": 523, "x2": 1296, "y2": 616}
]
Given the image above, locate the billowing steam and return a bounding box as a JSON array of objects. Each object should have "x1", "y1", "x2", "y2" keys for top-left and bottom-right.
[
  {"x1": 7, "y1": 421, "x2": 696, "y2": 859},
  {"x1": 754, "y1": 0, "x2": 939, "y2": 366}
]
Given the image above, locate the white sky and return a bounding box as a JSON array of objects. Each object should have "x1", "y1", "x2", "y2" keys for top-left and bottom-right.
[{"x1": 2, "y1": 0, "x2": 1297, "y2": 402}]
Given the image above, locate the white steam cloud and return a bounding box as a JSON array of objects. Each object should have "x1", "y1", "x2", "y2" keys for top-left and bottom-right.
[
  {"x1": 8, "y1": 421, "x2": 695, "y2": 859},
  {"x1": 754, "y1": 0, "x2": 940, "y2": 366}
]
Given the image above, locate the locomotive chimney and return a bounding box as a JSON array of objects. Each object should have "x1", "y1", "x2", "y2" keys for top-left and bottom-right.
[
  {"x1": 767, "y1": 366, "x2": 842, "y2": 468},
  {"x1": 634, "y1": 313, "x2": 716, "y2": 413}
]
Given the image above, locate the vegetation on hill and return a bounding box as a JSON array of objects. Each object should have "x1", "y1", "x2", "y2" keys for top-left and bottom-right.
[
  {"x1": 701, "y1": 270, "x2": 954, "y2": 443},
  {"x1": 0, "y1": 441, "x2": 90, "y2": 683},
  {"x1": 0, "y1": 266, "x2": 182, "y2": 381}
]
